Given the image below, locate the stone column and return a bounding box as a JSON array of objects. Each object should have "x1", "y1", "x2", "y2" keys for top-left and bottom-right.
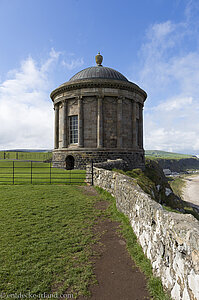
[
  {"x1": 54, "y1": 104, "x2": 59, "y2": 149},
  {"x1": 78, "y1": 96, "x2": 84, "y2": 147},
  {"x1": 62, "y1": 100, "x2": 68, "y2": 148},
  {"x1": 117, "y1": 97, "x2": 123, "y2": 148},
  {"x1": 132, "y1": 100, "x2": 137, "y2": 147},
  {"x1": 97, "y1": 96, "x2": 103, "y2": 148},
  {"x1": 139, "y1": 103, "x2": 143, "y2": 149}
]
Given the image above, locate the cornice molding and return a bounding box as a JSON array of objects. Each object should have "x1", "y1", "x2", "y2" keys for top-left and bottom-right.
[
  {"x1": 53, "y1": 148, "x2": 144, "y2": 153},
  {"x1": 50, "y1": 78, "x2": 147, "y2": 102}
]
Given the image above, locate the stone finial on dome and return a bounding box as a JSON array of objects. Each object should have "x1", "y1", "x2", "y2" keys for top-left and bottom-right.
[{"x1": 95, "y1": 52, "x2": 103, "y2": 66}]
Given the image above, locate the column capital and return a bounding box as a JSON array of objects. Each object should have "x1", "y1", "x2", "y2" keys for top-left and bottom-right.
[
  {"x1": 77, "y1": 95, "x2": 83, "y2": 101},
  {"x1": 54, "y1": 103, "x2": 59, "y2": 110},
  {"x1": 96, "y1": 95, "x2": 104, "y2": 100},
  {"x1": 117, "y1": 96, "x2": 125, "y2": 103}
]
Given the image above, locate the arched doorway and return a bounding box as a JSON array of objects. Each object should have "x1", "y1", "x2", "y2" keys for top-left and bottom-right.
[{"x1": 65, "y1": 155, "x2": 75, "y2": 170}]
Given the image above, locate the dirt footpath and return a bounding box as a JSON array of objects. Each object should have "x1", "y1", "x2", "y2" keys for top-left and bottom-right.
[{"x1": 78, "y1": 186, "x2": 150, "y2": 300}]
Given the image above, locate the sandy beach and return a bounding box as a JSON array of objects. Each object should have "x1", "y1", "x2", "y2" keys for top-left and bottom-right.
[{"x1": 182, "y1": 175, "x2": 199, "y2": 207}]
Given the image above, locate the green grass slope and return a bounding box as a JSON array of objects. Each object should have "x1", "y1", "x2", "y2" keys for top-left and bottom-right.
[
  {"x1": 145, "y1": 150, "x2": 195, "y2": 160},
  {"x1": 145, "y1": 150, "x2": 199, "y2": 172},
  {"x1": 114, "y1": 159, "x2": 199, "y2": 220}
]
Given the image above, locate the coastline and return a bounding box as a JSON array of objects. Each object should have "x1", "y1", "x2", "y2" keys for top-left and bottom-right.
[{"x1": 182, "y1": 175, "x2": 199, "y2": 207}]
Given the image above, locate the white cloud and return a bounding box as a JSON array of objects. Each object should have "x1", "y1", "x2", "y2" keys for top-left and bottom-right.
[
  {"x1": 144, "y1": 94, "x2": 199, "y2": 153},
  {"x1": 147, "y1": 21, "x2": 175, "y2": 41},
  {"x1": 185, "y1": 0, "x2": 199, "y2": 26},
  {"x1": 41, "y1": 48, "x2": 62, "y2": 73},
  {"x1": 137, "y1": 3, "x2": 199, "y2": 154},
  {"x1": 170, "y1": 52, "x2": 199, "y2": 95},
  {"x1": 144, "y1": 123, "x2": 199, "y2": 154},
  {"x1": 139, "y1": 21, "x2": 188, "y2": 95},
  {"x1": 153, "y1": 97, "x2": 192, "y2": 112},
  {"x1": 62, "y1": 57, "x2": 84, "y2": 70},
  {"x1": 0, "y1": 50, "x2": 61, "y2": 150},
  {"x1": 0, "y1": 49, "x2": 85, "y2": 150}
]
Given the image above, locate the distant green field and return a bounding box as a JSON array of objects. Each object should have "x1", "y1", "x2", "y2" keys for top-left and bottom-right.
[
  {"x1": 0, "y1": 151, "x2": 52, "y2": 161},
  {"x1": 0, "y1": 161, "x2": 85, "y2": 185},
  {"x1": 145, "y1": 150, "x2": 195, "y2": 160}
]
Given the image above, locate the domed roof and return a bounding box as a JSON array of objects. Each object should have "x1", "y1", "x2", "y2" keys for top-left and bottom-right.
[
  {"x1": 69, "y1": 53, "x2": 128, "y2": 82},
  {"x1": 69, "y1": 66, "x2": 128, "y2": 82}
]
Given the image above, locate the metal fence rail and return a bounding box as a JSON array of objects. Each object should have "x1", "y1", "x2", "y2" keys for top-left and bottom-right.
[{"x1": 0, "y1": 161, "x2": 93, "y2": 185}]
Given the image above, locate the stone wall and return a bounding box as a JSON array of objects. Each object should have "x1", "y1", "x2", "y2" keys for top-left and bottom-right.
[
  {"x1": 94, "y1": 158, "x2": 128, "y2": 170},
  {"x1": 87, "y1": 166, "x2": 199, "y2": 300},
  {"x1": 53, "y1": 151, "x2": 144, "y2": 170}
]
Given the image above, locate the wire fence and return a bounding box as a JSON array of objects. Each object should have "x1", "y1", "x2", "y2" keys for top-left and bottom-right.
[{"x1": 0, "y1": 161, "x2": 93, "y2": 185}]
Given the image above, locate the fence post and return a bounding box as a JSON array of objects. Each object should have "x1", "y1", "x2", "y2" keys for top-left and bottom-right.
[
  {"x1": 31, "y1": 161, "x2": 32, "y2": 184},
  {"x1": 16, "y1": 152, "x2": 18, "y2": 160},
  {"x1": 13, "y1": 161, "x2": 14, "y2": 185},
  {"x1": 91, "y1": 160, "x2": 94, "y2": 186},
  {"x1": 4, "y1": 151, "x2": 5, "y2": 160}
]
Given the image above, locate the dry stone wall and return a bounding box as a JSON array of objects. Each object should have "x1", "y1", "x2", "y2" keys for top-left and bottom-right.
[{"x1": 87, "y1": 166, "x2": 199, "y2": 300}]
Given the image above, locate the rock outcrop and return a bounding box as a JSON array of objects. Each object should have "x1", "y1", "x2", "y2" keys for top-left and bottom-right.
[{"x1": 156, "y1": 158, "x2": 199, "y2": 172}]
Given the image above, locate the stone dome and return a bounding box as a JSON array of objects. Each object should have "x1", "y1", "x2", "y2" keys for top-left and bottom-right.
[{"x1": 69, "y1": 66, "x2": 128, "y2": 82}]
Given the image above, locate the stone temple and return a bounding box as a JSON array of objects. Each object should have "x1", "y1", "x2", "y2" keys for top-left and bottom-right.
[{"x1": 50, "y1": 53, "x2": 147, "y2": 170}]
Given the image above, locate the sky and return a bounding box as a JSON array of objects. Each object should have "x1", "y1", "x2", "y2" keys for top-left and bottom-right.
[{"x1": 0, "y1": 0, "x2": 199, "y2": 154}]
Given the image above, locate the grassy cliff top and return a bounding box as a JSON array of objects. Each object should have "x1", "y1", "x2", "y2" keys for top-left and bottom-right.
[
  {"x1": 145, "y1": 150, "x2": 196, "y2": 160},
  {"x1": 113, "y1": 159, "x2": 199, "y2": 221}
]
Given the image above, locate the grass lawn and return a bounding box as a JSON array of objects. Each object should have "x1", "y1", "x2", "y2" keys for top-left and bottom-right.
[
  {"x1": 0, "y1": 183, "x2": 171, "y2": 299},
  {"x1": 0, "y1": 185, "x2": 100, "y2": 297},
  {"x1": 0, "y1": 161, "x2": 86, "y2": 185}
]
